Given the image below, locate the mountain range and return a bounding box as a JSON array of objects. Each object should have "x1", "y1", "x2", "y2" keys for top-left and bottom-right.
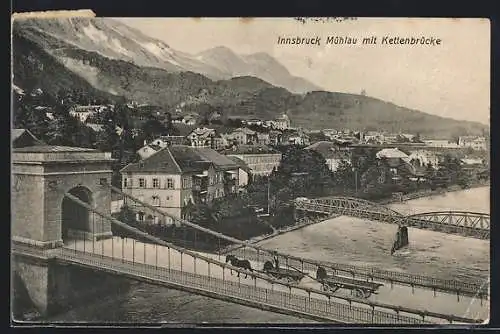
[{"x1": 12, "y1": 17, "x2": 488, "y2": 138}]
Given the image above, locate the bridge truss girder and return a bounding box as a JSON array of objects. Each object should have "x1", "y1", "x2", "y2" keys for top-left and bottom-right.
[{"x1": 294, "y1": 199, "x2": 489, "y2": 240}]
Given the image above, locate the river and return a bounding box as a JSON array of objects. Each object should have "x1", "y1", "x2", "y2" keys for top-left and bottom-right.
[{"x1": 45, "y1": 187, "x2": 489, "y2": 324}]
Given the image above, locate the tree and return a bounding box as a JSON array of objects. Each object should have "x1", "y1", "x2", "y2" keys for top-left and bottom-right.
[
  {"x1": 272, "y1": 146, "x2": 335, "y2": 198},
  {"x1": 13, "y1": 95, "x2": 50, "y2": 140},
  {"x1": 333, "y1": 160, "x2": 355, "y2": 191},
  {"x1": 141, "y1": 118, "x2": 168, "y2": 142},
  {"x1": 438, "y1": 154, "x2": 465, "y2": 185}
]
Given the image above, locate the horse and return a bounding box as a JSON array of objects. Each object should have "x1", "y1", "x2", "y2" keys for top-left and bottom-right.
[
  {"x1": 225, "y1": 255, "x2": 253, "y2": 278},
  {"x1": 263, "y1": 260, "x2": 275, "y2": 272},
  {"x1": 316, "y1": 266, "x2": 328, "y2": 280}
]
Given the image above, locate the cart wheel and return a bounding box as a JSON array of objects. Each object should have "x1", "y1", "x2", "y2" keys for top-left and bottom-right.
[{"x1": 354, "y1": 289, "x2": 364, "y2": 298}]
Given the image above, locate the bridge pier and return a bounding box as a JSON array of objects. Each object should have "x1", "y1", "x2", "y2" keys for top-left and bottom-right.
[
  {"x1": 391, "y1": 226, "x2": 409, "y2": 255},
  {"x1": 13, "y1": 251, "x2": 130, "y2": 320}
]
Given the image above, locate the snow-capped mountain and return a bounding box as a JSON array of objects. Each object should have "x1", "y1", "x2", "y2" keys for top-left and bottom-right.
[
  {"x1": 196, "y1": 47, "x2": 321, "y2": 93},
  {"x1": 13, "y1": 18, "x2": 320, "y2": 94}
]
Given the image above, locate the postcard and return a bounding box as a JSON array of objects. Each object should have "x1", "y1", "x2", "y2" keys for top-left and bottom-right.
[{"x1": 11, "y1": 13, "x2": 490, "y2": 325}]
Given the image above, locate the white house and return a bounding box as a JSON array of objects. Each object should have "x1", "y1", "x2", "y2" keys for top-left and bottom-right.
[{"x1": 458, "y1": 136, "x2": 487, "y2": 151}]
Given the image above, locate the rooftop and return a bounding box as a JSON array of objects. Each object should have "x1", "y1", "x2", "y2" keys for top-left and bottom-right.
[
  {"x1": 305, "y1": 141, "x2": 349, "y2": 159},
  {"x1": 13, "y1": 145, "x2": 112, "y2": 162},
  {"x1": 220, "y1": 144, "x2": 280, "y2": 155},
  {"x1": 376, "y1": 148, "x2": 409, "y2": 159},
  {"x1": 122, "y1": 145, "x2": 239, "y2": 174},
  {"x1": 14, "y1": 145, "x2": 97, "y2": 153},
  {"x1": 232, "y1": 127, "x2": 257, "y2": 135},
  {"x1": 12, "y1": 129, "x2": 29, "y2": 142}
]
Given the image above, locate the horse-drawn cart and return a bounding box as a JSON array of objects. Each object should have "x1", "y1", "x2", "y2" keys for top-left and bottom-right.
[
  {"x1": 262, "y1": 260, "x2": 305, "y2": 283},
  {"x1": 316, "y1": 267, "x2": 383, "y2": 298},
  {"x1": 264, "y1": 267, "x2": 305, "y2": 283}
]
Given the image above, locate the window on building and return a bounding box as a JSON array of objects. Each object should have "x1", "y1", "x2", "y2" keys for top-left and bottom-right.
[
  {"x1": 152, "y1": 196, "x2": 160, "y2": 206},
  {"x1": 139, "y1": 178, "x2": 146, "y2": 188},
  {"x1": 166, "y1": 178, "x2": 174, "y2": 189},
  {"x1": 153, "y1": 178, "x2": 160, "y2": 188},
  {"x1": 166, "y1": 216, "x2": 173, "y2": 225},
  {"x1": 137, "y1": 211, "x2": 145, "y2": 222},
  {"x1": 182, "y1": 177, "x2": 191, "y2": 189},
  {"x1": 123, "y1": 178, "x2": 128, "y2": 188}
]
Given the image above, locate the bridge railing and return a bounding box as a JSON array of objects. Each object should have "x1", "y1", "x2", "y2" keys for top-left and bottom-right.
[
  {"x1": 54, "y1": 248, "x2": 431, "y2": 324},
  {"x1": 105, "y1": 183, "x2": 489, "y2": 299},
  {"x1": 226, "y1": 247, "x2": 489, "y2": 299}
]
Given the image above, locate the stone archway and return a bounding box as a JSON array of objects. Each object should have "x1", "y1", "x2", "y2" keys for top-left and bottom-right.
[{"x1": 61, "y1": 186, "x2": 93, "y2": 243}]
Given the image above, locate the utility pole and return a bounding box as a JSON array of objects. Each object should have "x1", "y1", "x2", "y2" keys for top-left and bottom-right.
[
  {"x1": 355, "y1": 168, "x2": 358, "y2": 193},
  {"x1": 267, "y1": 176, "x2": 271, "y2": 215}
]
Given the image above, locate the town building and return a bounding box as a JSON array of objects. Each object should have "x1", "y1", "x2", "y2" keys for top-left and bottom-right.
[
  {"x1": 121, "y1": 145, "x2": 240, "y2": 223},
  {"x1": 375, "y1": 148, "x2": 415, "y2": 181},
  {"x1": 458, "y1": 136, "x2": 488, "y2": 151},
  {"x1": 187, "y1": 127, "x2": 220, "y2": 149},
  {"x1": 225, "y1": 127, "x2": 258, "y2": 145},
  {"x1": 149, "y1": 136, "x2": 190, "y2": 147},
  {"x1": 282, "y1": 129, "x2": 310, "y2": 146},
  {"x1": 423, "y1": 139, "x2": 460, "y2": 149},
  {"x1": 243, "y1": 119, "x2": 265, "y2": 127},
  {"x1": 407, "y1": 150, "x2": 440, "y2": 170},
  {"x1": 272, "y1": 113, "x2": 291, "y2": 130},
  {"x1": 172, "y1": 115, "x2": 197, "y2": 126},
  {"x1": 305, "y1": 141, "x2": 352, "y2": 172},
  {"x1": 359, "y1": 148, "x2": 417, "y2": 189},
  {"x1": 269, "y1": 130, "x2": 283, "y2": 145},
  {"x1": 256, "y1": 132, "x2": 271, "y2": 145},
  {"x1": 220, "y1": 144, "x2": 282, "y2": 176},
  {"x1": 69, "y1": 105, "x2": 109, "y2": 123},
  {"x1": 363, "y1": 131, "x2": 384, "y2": 144}
]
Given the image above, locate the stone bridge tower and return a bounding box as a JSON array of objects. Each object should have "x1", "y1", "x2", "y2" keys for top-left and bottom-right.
[{"x1": 12, "y1": 145, "x2": 115, "y2": 317}]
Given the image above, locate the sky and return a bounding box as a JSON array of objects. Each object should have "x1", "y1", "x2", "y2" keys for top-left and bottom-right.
[{"x1": 118, "y1": 18, "x2": 490, "y2": 125}]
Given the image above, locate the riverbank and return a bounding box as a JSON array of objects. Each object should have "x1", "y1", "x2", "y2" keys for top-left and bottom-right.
[{"x1": 378, "y1": 181, "x2": 490, "y2": 206}]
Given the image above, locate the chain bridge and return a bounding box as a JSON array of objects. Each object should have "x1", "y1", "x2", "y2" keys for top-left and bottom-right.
[
  {"x1": 12, "y1": 146, "x2": 488, "y2": 324},
  {"x1": 293, "y1": 197, "x2": 490, "y2": 240}
]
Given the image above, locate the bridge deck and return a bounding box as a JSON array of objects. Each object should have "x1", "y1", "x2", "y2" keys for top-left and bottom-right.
[{"x1": 54, "y1": 237, "x2": 487, "y2": 323}]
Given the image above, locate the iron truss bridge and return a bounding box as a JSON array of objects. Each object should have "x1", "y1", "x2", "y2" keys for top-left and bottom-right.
[{"x1": 294, "y1": 197, "x2": 490, "y2": 240}]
